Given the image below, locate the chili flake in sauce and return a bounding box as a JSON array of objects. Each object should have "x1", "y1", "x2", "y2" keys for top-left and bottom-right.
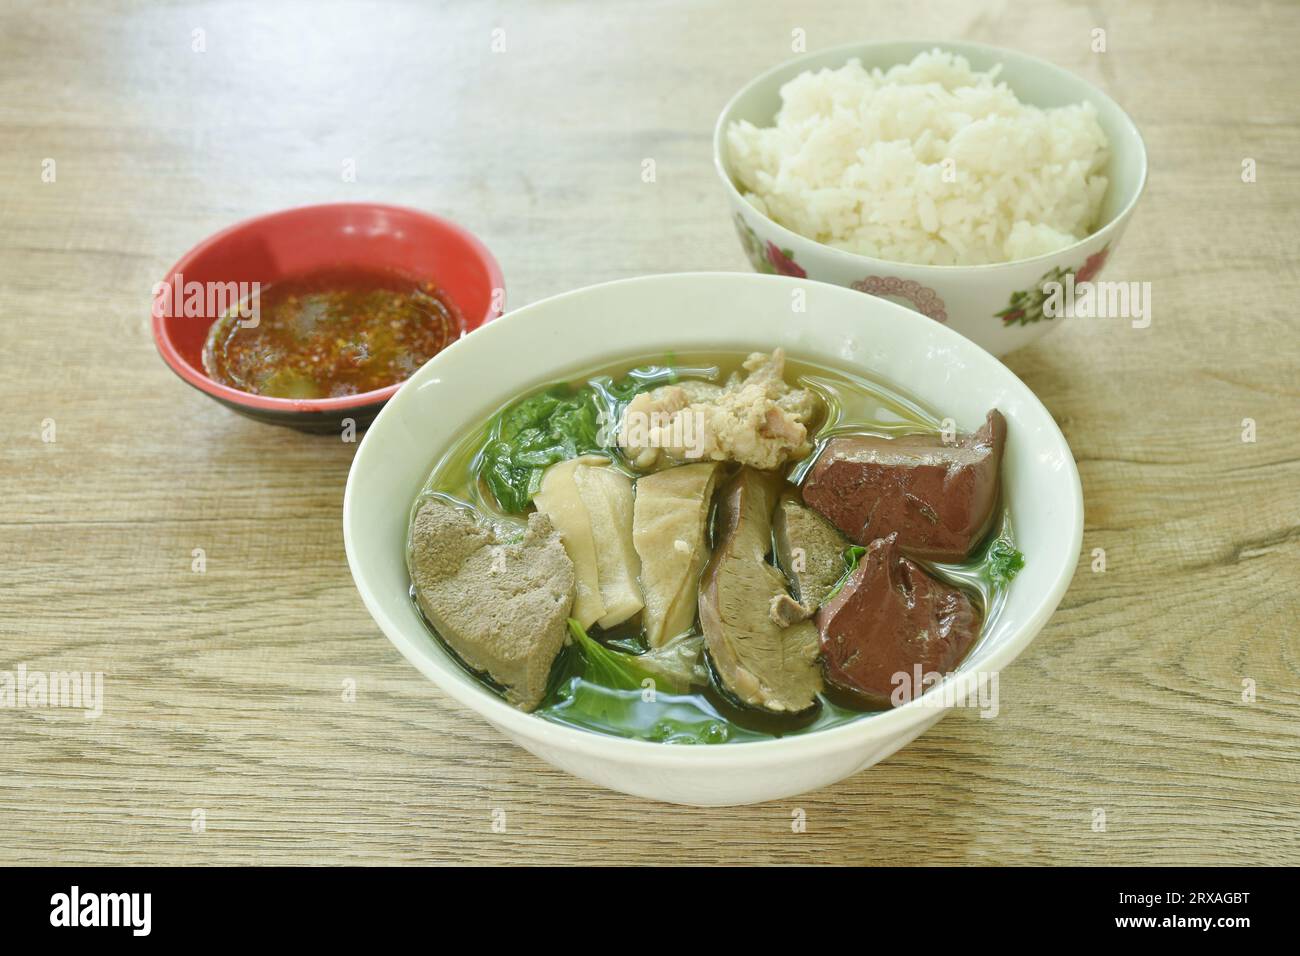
[{"x1": 202, "y1": 269, "x2": 462, "y2": 399}]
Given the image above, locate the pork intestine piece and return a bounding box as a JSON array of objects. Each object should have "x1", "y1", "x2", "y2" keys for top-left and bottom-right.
[
  {"x1": 572, "y1": 462, "x2": 644, "y2": 629},
  {"x1": 533, "y1": 455, "x2": 609, "y2": 628},
  {"x1": 632, "y1": 462, "x2": 721, "y2": 647}
]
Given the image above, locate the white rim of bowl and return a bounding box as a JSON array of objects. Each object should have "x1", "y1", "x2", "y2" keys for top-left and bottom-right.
[
  {"x1": 712, "y1": 39, "x2": 1150, "y2": 275},
  {"x1": 343, "y1": 272, "x2": 1084, "y2": 767}
]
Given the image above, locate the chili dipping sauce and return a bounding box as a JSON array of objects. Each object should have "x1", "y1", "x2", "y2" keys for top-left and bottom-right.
[{"x1": 202, "y1": 268, "x2": 463, "y2": 399}]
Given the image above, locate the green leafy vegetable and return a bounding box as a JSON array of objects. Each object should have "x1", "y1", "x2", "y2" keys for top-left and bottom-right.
[
  {"x1": 478, "y1": 385, "x2": 605, "y2": 513},
  {"x1": 822, "y1": 545, "x2": 868, "y2": 604},
  {"x1": 987, "y1": 538, "x2": 1025, "y2": 585},
  {"x1": 476, "y1": 364, "x2": 702, "y2": 513},
  {"x1": 566, "y1": 619, "x2": 664, "y2": 692}
]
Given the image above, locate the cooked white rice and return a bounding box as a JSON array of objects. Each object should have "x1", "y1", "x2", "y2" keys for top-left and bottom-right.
[{"x1": 727, "y1": 50, "x2": 1110, "y2": 266}]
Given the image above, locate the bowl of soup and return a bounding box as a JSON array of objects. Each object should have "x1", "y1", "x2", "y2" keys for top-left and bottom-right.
[
  {"x1": 152, "y1": 202, "x2": 504, "y2": 432},
  {"x1": 343, "y1": 272, "x2": 1083, "y2": 805}
]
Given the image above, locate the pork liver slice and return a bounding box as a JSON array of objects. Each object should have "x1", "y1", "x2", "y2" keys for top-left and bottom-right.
[{"x1": 408, "y1": 498, "x2": 575, "y2": 711}]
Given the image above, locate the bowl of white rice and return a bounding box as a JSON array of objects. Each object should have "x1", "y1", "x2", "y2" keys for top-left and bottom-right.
[{"x1": 715, "y1": 41, "x2": 1147, "y2": 356}]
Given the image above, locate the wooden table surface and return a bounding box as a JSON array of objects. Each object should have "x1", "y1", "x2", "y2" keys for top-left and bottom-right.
[{"x1": 2, "y1": 0, "x2": 1297, "y2": 866}]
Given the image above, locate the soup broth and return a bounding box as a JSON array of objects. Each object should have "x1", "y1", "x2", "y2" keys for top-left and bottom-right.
[{"x1": 409, "y1": 350, "x2": 1019, "y2": 744}]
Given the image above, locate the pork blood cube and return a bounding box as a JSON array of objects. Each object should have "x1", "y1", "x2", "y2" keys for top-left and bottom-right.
[
  {"x1": 815, "y1": 533, "x2": 980, "y2": 705},
  {"x1": 801, "y1": 410, "x2": 1006, "y2": 562}
]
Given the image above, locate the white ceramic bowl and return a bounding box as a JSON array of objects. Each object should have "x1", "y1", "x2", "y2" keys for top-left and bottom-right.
[
  {"x1": 714, "y1": 40, "x2": 1149, "y2": 356},
  {"x1": 343, "y1": 273, "x2": 1083, "y2": 805}
]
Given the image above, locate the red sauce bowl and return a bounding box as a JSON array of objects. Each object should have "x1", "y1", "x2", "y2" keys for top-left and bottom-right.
[{"x1": 151, "y1": 203, "x2": 504, "y2": 433}]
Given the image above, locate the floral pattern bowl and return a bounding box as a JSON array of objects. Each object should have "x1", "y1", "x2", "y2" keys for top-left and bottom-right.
[{"x1": 714, "y1": 41, "x2": 1148, "y2": 356}]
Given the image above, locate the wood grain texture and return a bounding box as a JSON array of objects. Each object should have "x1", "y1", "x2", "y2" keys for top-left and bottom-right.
[{"x1": 1, "y1": 0, "x2": 1297, "y2": 866}]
